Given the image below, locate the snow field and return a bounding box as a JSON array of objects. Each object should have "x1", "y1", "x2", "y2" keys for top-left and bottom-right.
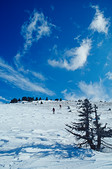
[{"x1": 0, "y1": 100, "x2": 112, "y2": 168}]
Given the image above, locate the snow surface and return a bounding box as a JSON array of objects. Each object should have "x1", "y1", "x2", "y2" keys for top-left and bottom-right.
[{"x1": 0, "y1": 100, "x2": 112, "y2": 168}]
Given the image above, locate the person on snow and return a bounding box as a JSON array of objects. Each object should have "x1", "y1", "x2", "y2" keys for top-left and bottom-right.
[{"x1": 52, "y1": 108, "x2": 55, "y2": 114}]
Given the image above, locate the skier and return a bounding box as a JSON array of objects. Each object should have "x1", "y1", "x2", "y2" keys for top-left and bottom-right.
[
  {"x1": 59, "y1": 104, "x2": 62, "y2": 108},
  {"x1": 52, "y1": 108, "x2": 55, "y2": 114}
]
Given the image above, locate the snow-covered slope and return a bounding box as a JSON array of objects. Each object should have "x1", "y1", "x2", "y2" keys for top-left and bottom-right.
[{"x1": 0, "y1": 100, "x2": 112, "y2": 168}]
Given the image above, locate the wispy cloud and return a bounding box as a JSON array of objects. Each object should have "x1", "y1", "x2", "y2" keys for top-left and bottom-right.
[
  {"x1": 79, "y1": 81, "x2": 108, "y2": 101},
  {"x1": 106, "y1": 72, "x2": 112, "y2": 80},
  {"x1": 61, "y1": 89, "x2": 84, "y2": 101},
  {"x1": 89, "y1": 5, "x2": 110, "y2": 34},
  {"x1": 62, "y1": 81, "x2": 109, "y2": 101},
  {"x1": 14, "y1": 10, "x2": 53, "y2": 69},
  {"x1": 74, "y1": 35, "x2": 81, "y2": 43},
  {"x1": 48, "y1": 38, "x2": 92, "y2": 71},
  {"x1": 97, "y1": 40, "x2": 103, "y2": 47},
  {"x1": 0, "y1": 96, "x2": 9, "y2": 102},
  {"x1": 21, "y1": 10, "x2": 52, "y2": 50},
  {"x1": 14, "y1": 52, "x2": 23, "y2": 70},
  {"x1": 0, "y1": 58, "x2": 54, "y2": 96},
  {"x1": 51, "y1": 5, "x2": 55, "y2": 11},
  {"x1": 23, "y1": 69, "x2": 46, "y2": 81},
  {"x1": 61, "y1": 89, "x2": 76, "y2": 100},
  {"x1": 0, "y1": 10, "x2": 55, "y2": 96}
]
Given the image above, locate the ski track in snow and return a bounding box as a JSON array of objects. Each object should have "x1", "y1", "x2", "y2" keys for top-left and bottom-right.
[{"x1": 0, "y1": 100, "x2": 112, "y2": 168}]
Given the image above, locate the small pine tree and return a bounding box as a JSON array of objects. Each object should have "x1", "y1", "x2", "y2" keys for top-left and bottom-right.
[
  {"x1": 18, "y1": 98, "x2": 21, "y2": 102},
  {"x1": 46, "y1": 97, "x2": 48, "y2": 101},
  {"x1": 27, "y1": 97, "x2": 34, "y2": 102},
  {"x1": 35, "y1": 97, "x2": 38, "y2": 101},
  {"x1": 22, "y1": 96, "x2": 28, "y2": 101},
  {"x1": 10, "y1": 98, "x2": 18, "y2": 103}
]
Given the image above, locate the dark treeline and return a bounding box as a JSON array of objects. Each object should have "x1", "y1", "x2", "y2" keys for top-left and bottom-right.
[{"x1": 10, "y1": 97, "x2": 62, "y2": 103}]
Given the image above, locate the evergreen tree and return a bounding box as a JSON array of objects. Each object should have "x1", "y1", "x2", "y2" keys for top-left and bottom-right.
[
  {"x1": 10, "y1": 98, "x2": 18, "y2": 103},
  {"x1": 22, "y1": 96, "x2": 28, "y2": 101},
  {"x1": 92, "y1": 105, "x2": 112, "y2": 151},
  {"x1": 18, "y1": 98, "x2": 21, "y2": 102},
  {"x1": 92, "y1": 105, "x2": 101, "y2": 150},
  {"x1": 66, "y1": 99, "x2": 95, "y2": 149},
  {"x1": 66, "y1": 99, "x2": 112, "y2": 151},
  {"x1": 35, "y1": 97, "x2": 38, "y2": 101},
  {"x1": 27, "y1": 97, "x2": 34, "y2": 102},
  {"x1": 46, "y1": 97, "x2": 48, "y2": 101}
]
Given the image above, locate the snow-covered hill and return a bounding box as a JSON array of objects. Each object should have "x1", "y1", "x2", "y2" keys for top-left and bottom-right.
[{"x1": 0, "y1": 100, "x2": 112, "y2": 168}]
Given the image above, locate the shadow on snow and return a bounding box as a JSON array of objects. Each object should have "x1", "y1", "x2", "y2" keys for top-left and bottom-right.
[{"x1": 0, "y1": 142, "x2": 94, "y2": 159}]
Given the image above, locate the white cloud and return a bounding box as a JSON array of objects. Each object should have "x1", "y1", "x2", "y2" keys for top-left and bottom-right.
[
  {"x1": 21, "y1": 10, "x2": 52, "y2": 51},
  {"x1": 0, "y1": 58, "x2": 54, "y2": 96},
  {"x1": 106, "y1": 72, "x2": 112, "y2": 80},
  {"x1": 23, "y1": 69, "x2": 46, "y2": 81},
  {"x1": 61, "y1": 89, "x2": 77, "y2": 100},
  {"x1": 89, "y1": 5, "x2": 110, "y2": 34},
  {"x1": 97, "y1": 40, "x2": 103, "y2": 47},
  {"x1": 0, "y1": 96, "x2": 9, "y2": 102},
  {"x1": 0, "y1": 10, "x2": 54, "y2": 96},
  {"x1": 79, "y1": 81, "x2": 108, "y2": 101},
  {"x1": 48, "y1": 38, "x2": 92, "y2": 71},
  {"x1": 74, "y1": 35, "x2": 81, "y2": 43},
  {"x1": 14, "y1": 10, "x2": 53, "y2": 69},
  {"x1": 30, "y1": 71, "x2": 46, "y2": 81},
  {"x1": 14, "y1": 52, "x2": 23, "y2": 71},
  {"x1": 62, "y1": 81, "x2": 109, "y2": 101},
  {"x1": 61, "y1": 89, "x2": 85, "y2": 101},
  {"x1": 52, "y1": 44, "x2": 58, "y2": 55}
]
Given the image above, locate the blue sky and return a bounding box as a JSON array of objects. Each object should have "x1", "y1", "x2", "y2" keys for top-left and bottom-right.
[{"x1": 1, "y1": 0, "x2": 112, "y2": 102}]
